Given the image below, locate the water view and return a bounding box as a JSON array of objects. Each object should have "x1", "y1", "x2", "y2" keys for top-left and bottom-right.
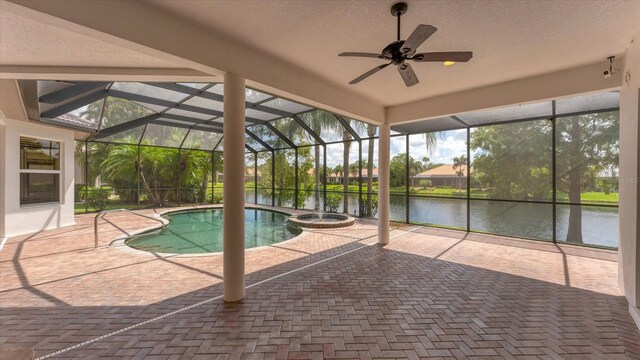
[{"x1": 245, "y1": 190, "x2": 618, "y2": 248}]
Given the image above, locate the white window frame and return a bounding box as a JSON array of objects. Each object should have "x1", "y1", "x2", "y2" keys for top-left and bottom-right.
[{"x1": 19, "y1": 135, "x2": 63, "y2": 207}]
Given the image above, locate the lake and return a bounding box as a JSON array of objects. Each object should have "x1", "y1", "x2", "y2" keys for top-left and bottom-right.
[{"x1": 244, "y1": 190, "x2": 619, "y2": 249}]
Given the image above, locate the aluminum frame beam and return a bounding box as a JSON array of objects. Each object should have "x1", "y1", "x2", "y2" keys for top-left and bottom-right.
[
  {"x1": 245, "y1": 128, "x2": 273, "y2": 151},
  {"x1": 88, "y1": 113, "x2": 160, "y2": 139},
  {"x1": 334, "y1": 114, "x2": 361, "y2": 141},
  {"x1": 39, "y1": 81, "x2": 110, "y2": 104},
  {"x1": 292, "y1": 115, "x2": 325, "y2": 145},
  {"x1": 40, "y1": 90, "x2": 108, "y2": 119}
]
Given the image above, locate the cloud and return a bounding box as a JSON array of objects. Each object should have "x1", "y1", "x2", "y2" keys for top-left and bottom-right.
[
  {"x1": 408, "y1": 130, "x2": 466, "y2": 164},
  {"x1": 306, "y1": 130, "x2": 467, "y2": 167}
]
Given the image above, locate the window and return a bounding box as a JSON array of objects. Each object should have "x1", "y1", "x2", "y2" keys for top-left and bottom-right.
[{"x1": 20, "y1": 137, "x2": 61, "y2": 206}]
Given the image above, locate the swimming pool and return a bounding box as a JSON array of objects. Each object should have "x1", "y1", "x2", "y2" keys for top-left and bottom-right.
[{"x1": 125, "y1": 208, "x2": 302, "y2": 254}]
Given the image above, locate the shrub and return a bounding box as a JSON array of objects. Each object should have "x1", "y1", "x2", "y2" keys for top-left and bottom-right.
[
  {"x1": 359, "y1": 195, "x2": 378, "y2": 218},
  {"x1": 82, "y1": 186, "x2": 112, "y2": 211},
  {"x1": 418, "y1": 179, "x2": 432, "y2": 189},
  {"x1": 74, "y1": 183, "x2": 85, "y2": 201},
  {"x1": 325, "y1": 193, "x2": 342, "y2": 213},
  {"x1": 213, "y1": 194, "x2": 223, "y2": 204}
]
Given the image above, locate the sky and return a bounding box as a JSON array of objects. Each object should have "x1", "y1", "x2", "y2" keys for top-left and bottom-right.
[{"x1": 324, "y1": 129, "x2": 467, "y2": 168}]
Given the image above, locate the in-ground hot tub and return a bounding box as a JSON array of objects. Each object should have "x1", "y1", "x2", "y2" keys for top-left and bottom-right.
[{"x1": 287, "y1": 213, "x2": 355, "y2": 229}]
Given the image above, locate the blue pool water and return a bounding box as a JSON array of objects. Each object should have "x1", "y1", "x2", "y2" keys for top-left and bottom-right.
[{"x1": 125, "y1": 208, "x2": 301, "y2": 254}]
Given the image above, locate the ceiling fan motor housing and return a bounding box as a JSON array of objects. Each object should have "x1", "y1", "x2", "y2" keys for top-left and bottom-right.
[{"x1": 382, "y1": 41, "x2": 406, "y2": 65}]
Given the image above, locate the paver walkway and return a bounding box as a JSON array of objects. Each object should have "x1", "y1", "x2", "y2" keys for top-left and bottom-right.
[{"x1": 1, "y1": 205, "x2": 639, "y2": 359}]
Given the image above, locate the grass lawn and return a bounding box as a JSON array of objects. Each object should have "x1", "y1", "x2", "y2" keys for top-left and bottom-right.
[{"x1": 556, "y1": 191, "x2": 618, "y2": 204}]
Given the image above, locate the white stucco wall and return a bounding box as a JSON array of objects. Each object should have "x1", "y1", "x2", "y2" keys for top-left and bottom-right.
[
  {"x1": 619, "y1": 33, "x2": 640, "y2": 328},
  {"x1": 0, "y1": 116, "x2": 6, "y2": 240},
  {"x1": 0, "y1": 116, "x2": 75, "y2": 238}
]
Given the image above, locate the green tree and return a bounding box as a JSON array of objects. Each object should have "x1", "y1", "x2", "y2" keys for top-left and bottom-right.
[
  {"x1": 365, "y1": 125, "x2": 377, "y2": 216},
  {"x1": 257, "y1": 148, "x2": 314, "y2": 207},
  {"x1": 470, "y1": 121, "x2": 552, "y2": 201},
  {"x1": 556, "y1": 112, "x2": 619, "y2": 243},
  {"x1": 471, "y1": 113, "x2": 618, "y2": 244},
  {"x1": 276, "y1": 110, "x2": 345, "y2": 211},
  {"x1": 333, "y1": 164, "x2": 343, "y2": 178},
  {"x1": 390, "y1": 153, "x2": 407, "y2": 188},
  {"x1": 452, "y1": 155, "x2": 467, "y2": 192},
  {"x1": 81, "y1": 97, "x2": 153, "y2": 129}
]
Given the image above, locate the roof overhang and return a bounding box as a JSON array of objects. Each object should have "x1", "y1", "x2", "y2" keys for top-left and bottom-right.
[
  {"x1": 2, "y1": 0, "x2": 385, "y2": 125},
  {"x1": 0, "y1": 0, "x2": 631, "y2": 128}
]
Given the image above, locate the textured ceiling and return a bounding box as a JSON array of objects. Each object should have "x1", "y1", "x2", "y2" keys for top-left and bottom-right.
[
  {"x1": 0, "y1": 11, "x2": 181, "y2": 68},
  {"x1": 149, "y1": 0, "x2": 639, "y2": 106}
]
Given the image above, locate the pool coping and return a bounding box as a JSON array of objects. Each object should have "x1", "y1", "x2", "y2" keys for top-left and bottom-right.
[{"x1": 108, "y1": 204, "x2": 321, "y2": 258}]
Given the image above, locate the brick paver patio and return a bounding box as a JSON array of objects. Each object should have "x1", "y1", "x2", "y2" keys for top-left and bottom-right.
[{"x1": 1, "y1": 205, "x2": 639, "y2": 359}]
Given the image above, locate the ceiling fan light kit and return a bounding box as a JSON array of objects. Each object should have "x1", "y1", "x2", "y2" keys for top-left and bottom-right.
[{"x1": 339, "y1": 2, "x2": 473, "y2": 87}]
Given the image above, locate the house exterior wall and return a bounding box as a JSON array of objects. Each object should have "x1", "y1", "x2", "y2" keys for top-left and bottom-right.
[
  {"x1": 619, "y1": 32, "x2": 640, "y2": 329},
  {"x1": 0, "y1": 117, "x2": 76, "y2": 238},
  {"x1": 412, "y1": 176, "x2": 467, "y2": 188}
]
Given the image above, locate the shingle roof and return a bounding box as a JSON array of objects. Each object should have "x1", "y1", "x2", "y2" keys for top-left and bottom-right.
[{"x1": 415, "y1": 164, "x2": 467, "y2": 177}]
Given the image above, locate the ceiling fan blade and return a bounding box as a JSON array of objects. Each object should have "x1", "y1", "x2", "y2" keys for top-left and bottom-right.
[
  {"x1": 401, "y1": 25, "x2": 437, "y2": 56},
  {"x1": 349, "y1": 62, "x2": 392, "y2": 84},
  {"x1": 411, "y1": 51, "x2": 473, "y2": 62},
  {"x1": 339, "y1": 52, "x2": 386, "y2": 59},
  {"x1": 398, "y1": 63, "x2": 419, "y2": 87}
]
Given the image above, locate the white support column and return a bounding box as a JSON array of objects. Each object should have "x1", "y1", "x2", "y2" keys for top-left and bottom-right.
[
  {"x1": 619, "y1": 34, "x2": 640, "y2": 329},
  {"x1": 378, "y1": 123, "x2": 390, "y2": 245},
  {"x1": 223, "y1": 73, "x2": 245, "y2": 302}
]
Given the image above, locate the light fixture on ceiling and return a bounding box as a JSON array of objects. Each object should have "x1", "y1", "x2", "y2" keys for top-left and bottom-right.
[
  {"x1": 602, "y1": 56, "x2": 618, "y2": 78},
  {"x1": 442, "y1": 61, "x2": 456, "y2": 66}
]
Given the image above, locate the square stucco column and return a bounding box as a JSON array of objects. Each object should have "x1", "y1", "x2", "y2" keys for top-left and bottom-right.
[
  {"x1": 378, "y1": 123, "x2": 390, "y2": 245},
  {"x1": 223, "y1": 73, "x2": 246, "y2": 302},
  {"x1": 619, "y1": 34, "x2": 640, "y2": 329}
]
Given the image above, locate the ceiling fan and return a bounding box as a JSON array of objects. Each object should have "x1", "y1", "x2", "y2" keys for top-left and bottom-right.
[{"x1": 339, "y1": 2, "x2": 473, "y2": 87}]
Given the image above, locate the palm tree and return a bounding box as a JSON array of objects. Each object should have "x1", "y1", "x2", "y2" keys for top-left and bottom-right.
[
  {"x1": 296, "y1": 110, "x2": 347, "y2": 210},
  {"x1": 365, "y1": 124, "x2": 376, "y2": 216},
  {"x1": 452, "y1": 155, "x2": 467, "y2": 192},
  {"x1": 342, "y1": 131, "x2": 353, "y2": 213},
  {"x1": 423, "y1": 133, "x2": 438, "y2": 153},
  {"x1": 408, "y1": 157, "x2": 425, "y2": 188},
  {"x1": 349, "y1": 161, "x2": 362, "y2": 177},
  {"x1": 333, "y1": 164, "x2": 343, "y2": 179},
  {"x1": 75, "y1": 141, "x2": 113, "y2": 187},
  {"x1": 361, "y1": 129, "x2": 439, "y2": 216},
  {"x1": 81, "y1": 97, "x2": 153, "y2": 130}
]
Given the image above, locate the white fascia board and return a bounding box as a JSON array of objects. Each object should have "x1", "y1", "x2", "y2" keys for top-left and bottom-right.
[
  {"x1": 386, "y1": 59, "x2": 624, "y2": 125},
  {"x1": 0, "y1": 65, "x2": 219, "y2": 83}
]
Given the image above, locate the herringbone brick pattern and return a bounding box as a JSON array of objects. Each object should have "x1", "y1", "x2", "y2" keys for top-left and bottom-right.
[{"x1": 1, "y1": 206, "x2": 639, "y2": 359}]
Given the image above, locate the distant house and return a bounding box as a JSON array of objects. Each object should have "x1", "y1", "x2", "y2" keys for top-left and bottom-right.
[
  {"x1": 241, "y1": 167, "x2": 379, "y2": 185},
  {"x1": 412, "y1": 164, "x2": 467, "y2": 188},
  {"x1": 327, "y1": 168, "x2": 378, "y2": 184}
]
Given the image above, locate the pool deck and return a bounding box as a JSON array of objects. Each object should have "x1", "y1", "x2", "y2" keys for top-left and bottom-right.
[{"x1": 1, "y1": 204, "x2": 639, "y2": 359}]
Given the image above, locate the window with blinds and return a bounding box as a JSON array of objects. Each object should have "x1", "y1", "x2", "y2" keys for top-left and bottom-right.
[{"x1": 19, "y1": 137, "x2": 61, "y2": 206}]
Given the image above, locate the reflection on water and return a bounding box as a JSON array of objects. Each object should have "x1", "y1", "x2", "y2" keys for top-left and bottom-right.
[{"x1": 246, "y1": 190, "x2": 619, "y2": 248}]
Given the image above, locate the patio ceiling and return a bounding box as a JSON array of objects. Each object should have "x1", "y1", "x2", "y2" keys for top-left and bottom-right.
[{"x1": 4, "y1": 1, "x2": 636, "y2": 126}]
